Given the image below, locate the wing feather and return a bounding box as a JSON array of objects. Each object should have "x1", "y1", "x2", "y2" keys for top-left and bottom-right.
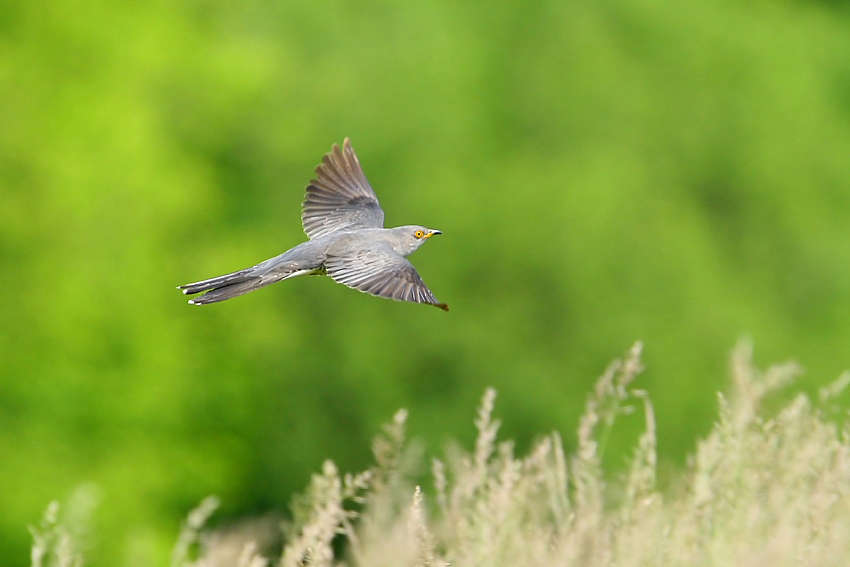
[
  {"x1": 301, "y1": 138, "x2": 385, "y2": 239},
  {"x1": 325, "y1": 245, "x2": 448, "y2": 311}
]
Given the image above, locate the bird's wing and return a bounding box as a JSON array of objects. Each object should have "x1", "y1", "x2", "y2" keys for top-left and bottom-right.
[
  {"x1": 325, "y1": 244, "x2": 448, "y2": 311},
  {"x1": 301, "y1": 138, "x2": 385, "y2": 239}
]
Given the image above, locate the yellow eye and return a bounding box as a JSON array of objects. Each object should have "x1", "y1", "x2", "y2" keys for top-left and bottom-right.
[{"x1": 414, "y1": 230, "x2": 425, "y2": 238}]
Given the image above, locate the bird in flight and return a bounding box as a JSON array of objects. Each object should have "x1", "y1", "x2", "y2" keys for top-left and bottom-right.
[{"x1": 178, "y1": 138, "x2": 448, "y2": 311}]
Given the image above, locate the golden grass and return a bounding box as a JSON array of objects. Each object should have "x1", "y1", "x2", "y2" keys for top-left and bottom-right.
[{"x1": 32, "y1": 342, "x2": 850, "y2": 566}]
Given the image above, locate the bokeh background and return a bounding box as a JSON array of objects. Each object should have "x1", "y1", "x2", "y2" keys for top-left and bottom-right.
[{"x1": 2, "y1": 0, "x2": 850, "y2": 564}]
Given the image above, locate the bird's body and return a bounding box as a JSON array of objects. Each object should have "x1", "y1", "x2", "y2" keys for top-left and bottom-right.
[{"x1": 179, "y1": 139, "x2": 448, "y2": 311}]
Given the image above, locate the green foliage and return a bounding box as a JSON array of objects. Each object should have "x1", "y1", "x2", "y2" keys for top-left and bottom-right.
[{"x1": 2, "y1": 0, "x2": 850, "y2": 565}]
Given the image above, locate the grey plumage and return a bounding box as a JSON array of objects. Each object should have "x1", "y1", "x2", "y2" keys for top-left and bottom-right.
[{"x1": 178, "y1": 138, "x2": 448, "y2": 311}]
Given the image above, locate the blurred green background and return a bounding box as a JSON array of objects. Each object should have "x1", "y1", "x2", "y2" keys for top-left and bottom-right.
[{"x1": 2, "y1": 0, "x2": 850, "y2": 564}]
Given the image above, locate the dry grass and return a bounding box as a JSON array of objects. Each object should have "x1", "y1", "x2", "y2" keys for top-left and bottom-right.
[{"x1": 32, "y1": 342, "x2": 850, "y2": 566}]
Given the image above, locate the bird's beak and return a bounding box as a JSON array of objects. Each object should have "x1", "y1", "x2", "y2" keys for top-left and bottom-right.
[{"x1": 425, "y1": 229, "x2": 442, "y2": 238}]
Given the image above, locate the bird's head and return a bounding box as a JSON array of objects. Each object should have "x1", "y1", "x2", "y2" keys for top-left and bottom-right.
[{"x1": 393, "y1": 225, "x2": 442, "y2": 256}]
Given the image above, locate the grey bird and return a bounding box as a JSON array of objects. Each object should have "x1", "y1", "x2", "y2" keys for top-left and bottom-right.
[{"x1": 178, "y1": 138, "x2": 448, "y2": 311}]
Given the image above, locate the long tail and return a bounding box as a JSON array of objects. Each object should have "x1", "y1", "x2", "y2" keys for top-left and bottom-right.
[
  {"x1": 178, "y1": 265, "x2": 317, "y2": 305},
  {"x1": 178, "y1": 268, "x2": 256, "y2": 296}
]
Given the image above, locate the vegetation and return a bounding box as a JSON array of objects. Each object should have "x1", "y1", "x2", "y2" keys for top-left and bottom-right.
[
  {"x1": 32, "y1": 343, "x2": 850, "y2": 566},
  {"x1": 3, "y1": 0, "x2": 850, "y2": 564}
]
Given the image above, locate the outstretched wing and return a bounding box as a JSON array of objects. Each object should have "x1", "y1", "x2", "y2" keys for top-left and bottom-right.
[
  {"x1": 301, "y1": 138, "x2": 385, "y2": 239},
  {"x1": 325, "y1": 245, "x2": 448, "y2": 311}
]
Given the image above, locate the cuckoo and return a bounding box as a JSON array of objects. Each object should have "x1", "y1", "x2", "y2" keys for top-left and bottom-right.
[{"x1": 178, "y1": 139, "x2": 448, "y2": 311}]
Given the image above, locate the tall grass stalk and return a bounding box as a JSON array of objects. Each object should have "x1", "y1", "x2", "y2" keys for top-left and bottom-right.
[{"x1": 32, "y1": 342, "x2": 850, "y2": 566}]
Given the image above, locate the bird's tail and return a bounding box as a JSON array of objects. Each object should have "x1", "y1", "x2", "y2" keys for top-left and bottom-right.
[
  {"x1": 178, "y1": 268, "x2": 256, "y2": 296},
  {"x1": 178, "y1": 264, "x2": 318, "y2": 305}
]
